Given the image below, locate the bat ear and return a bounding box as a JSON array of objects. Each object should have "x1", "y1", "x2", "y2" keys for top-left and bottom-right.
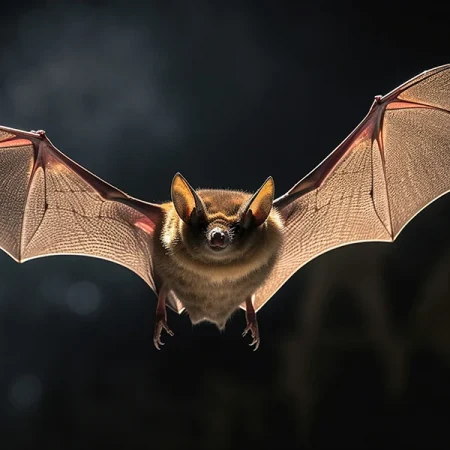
[
  {"x1": 171, "y1": 173, "x2": 205, "y2": 224},
  {"x1": 242, "y1": 177, "x2": 275, "y2": 228}
]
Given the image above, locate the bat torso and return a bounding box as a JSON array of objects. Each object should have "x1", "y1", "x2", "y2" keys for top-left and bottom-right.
[
  {"x1": 157, "y1": 256, "x2": 276, "y2": 329},
  {"x1": 153, "y1": 189, "x2": 283, "y2": 329}
]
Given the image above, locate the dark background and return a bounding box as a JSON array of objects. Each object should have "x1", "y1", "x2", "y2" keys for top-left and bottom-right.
[{"x1": 0, "y1": 1, "x2": 449, "y2": 449}]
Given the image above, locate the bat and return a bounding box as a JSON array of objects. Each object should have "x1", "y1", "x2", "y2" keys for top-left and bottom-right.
[{"x1": 0, "y1": 64, "x2": 449, "y2": 350}]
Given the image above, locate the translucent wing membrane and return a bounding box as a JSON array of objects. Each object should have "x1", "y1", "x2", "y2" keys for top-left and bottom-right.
[
  {"x1": 0, "y1": 127, "x2": 163, "y2": 293},
  {"x1": 252, "y1": 64, "x2": 450, "y2": 311}
]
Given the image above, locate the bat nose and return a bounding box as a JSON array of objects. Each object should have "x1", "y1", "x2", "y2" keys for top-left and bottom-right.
[{"x1": 209, "y1": 228, "x2": 229, "y2": 248}]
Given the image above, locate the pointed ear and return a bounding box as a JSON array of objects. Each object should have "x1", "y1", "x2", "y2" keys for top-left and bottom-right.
[
  {"x1": 242, "y1": 177, "x2": 275, "y2": 228},
  {"x1": 171, "y1": 173, "x2": 205, "y2": 223}
]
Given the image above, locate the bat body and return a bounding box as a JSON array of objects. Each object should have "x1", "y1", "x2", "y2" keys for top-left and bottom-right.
[
  {"x1": 154, "y1": 184, "x2": 283, "y2": 328},
  {"x1": 0, "y1": 64, "x2": 450, "y2": 350},
  {"x1": 152, "y1": 182, "x2": 283, "y2": 347}
]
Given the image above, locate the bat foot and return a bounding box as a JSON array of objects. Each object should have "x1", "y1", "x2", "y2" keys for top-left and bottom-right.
[
  {"x1": 242, "y1": 319, "x2": 260, "y2": 351},
  {"x1": 153, "y1": 317, "x2": 174, "y2": 350}
]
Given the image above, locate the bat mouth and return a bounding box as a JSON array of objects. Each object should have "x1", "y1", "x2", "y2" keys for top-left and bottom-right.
[
  {"x1": 202, "y1": 239, "x2": 238, "y2": 262},
  {"x1": 209, "y1": 244, "x2": 227, "y2": 251}
]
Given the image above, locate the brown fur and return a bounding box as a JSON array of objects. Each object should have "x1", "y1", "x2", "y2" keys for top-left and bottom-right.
[{"x1": 152, "y1": 189, "x2": 284, "y2": 329}]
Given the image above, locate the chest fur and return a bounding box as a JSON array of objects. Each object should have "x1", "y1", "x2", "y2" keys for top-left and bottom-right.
[
  {"x1": 167, "y1": 258, "x2": 275, "y2": 327},
  {"x1": 153, "y1": 236, "x2": 277, "y2": 327},
  {"x1": 151, "y1": 203, "x2": 283, "y2": 327}
]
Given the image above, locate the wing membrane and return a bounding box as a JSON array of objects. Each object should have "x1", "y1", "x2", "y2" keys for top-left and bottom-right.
[
  {"x1": 252, "y1": 64, "x2": 450, "y2": 311},
  {"x1": 0, "y1": 127, "x2": 163, "y2": 293}
]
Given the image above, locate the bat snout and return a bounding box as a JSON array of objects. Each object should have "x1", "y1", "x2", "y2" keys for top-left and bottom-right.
[{"x1": 208, "y1": 227, "x2": 229, "y2": 250}]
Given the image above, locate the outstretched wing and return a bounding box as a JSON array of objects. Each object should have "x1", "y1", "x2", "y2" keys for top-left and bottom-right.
[
  {"x1": 0, "y1": 125, "x2": 163, "y2": 293},
  {"x1": 253, "y1": 63, "x2": 450, "y2": 311}
]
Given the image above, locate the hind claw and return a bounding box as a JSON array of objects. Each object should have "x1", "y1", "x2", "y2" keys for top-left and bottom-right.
[
  {"x1": 242, "y1": 320, "x2": 260, "y2": 350},
  {"x1": 153, "y1": 318, "x2": 174, "y2": 350},
  {"x1": 243, "y1": 296, "x2": 260, "y2": 350}
]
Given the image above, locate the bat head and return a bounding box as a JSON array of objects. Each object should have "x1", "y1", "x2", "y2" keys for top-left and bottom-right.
[{"x1": 170, "y1": 173, "x2": 278, "y2": 263}]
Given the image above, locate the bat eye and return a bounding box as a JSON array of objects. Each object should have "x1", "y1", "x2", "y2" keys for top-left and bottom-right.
[
  {"x1": 197, "y1": 222, "x2": 208, "y2": 234},
  {"x1": 190, "y1": 213, "x2": 207, "y2": 231},
  {"x1": 232, "y1": 223, "x2": 241, "y2": 235}
]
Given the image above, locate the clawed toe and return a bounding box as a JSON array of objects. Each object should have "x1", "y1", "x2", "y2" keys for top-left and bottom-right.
[
  {"x1": 242, "y1": 321, "x2": 260, "y2": 351},
  {"x1": 153, "y1": 318, "x2": 174, "y2": 350}
]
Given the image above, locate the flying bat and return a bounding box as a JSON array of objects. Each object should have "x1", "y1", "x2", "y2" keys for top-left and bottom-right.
[{"x1": 0, "y1": 64, "x2": 449, "y2": 350}]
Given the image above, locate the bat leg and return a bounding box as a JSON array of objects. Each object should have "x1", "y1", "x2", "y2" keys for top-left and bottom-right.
[
  {"x1": 242, "y1": 295, "x2": 260, "y2": 351},
  {"x1": 153, "y1": 286, "x2": 174, "y2": 350}
]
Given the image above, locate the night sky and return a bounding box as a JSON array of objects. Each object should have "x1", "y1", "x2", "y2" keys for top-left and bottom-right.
[{"x1": 0, "y1": 2, "x2": 450, "y2": 449}]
